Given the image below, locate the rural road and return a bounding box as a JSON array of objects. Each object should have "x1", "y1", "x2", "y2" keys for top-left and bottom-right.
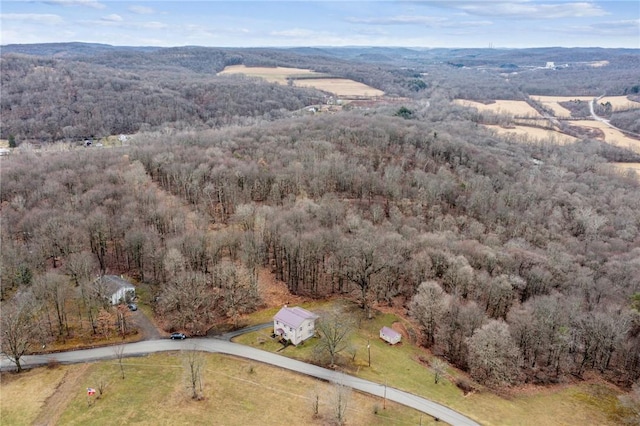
[
  {"x1": 589, "y1": 96, "x2": 640, "y2": 138},
  {"x1": 1, "y1": 338, "x2": 480, "y2": 426}
]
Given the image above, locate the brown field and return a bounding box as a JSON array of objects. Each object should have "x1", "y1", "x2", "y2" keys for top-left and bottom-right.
[
  {"x1": 219, "y1": 65, "x2": 384, "y2": 98},
  {"x1": 567, "y1": 120, "x2": 640, "y2": 152},
  {"x1": 486, "y1": 124, "x2": 577, "y2": 144},
  {"x1": 294, "y1": 78, "x2": 385, "y2": 98},
  {"x1": 455, "y1": 99, "x2": 541, "y2": 117},
  {"x1": 531, "y1": 96, "x2": 594, "y2": 118},
  {"x1": 218, "y1": 64, "x2": 319, "y2": 84},
  {"x1": 599, "y1": 95, "x2": 640, "y2": 111}
]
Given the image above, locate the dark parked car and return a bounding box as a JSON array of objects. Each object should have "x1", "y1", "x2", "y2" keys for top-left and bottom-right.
[
  {"x1": 170, "y1": 332, "x2": 186, "y2": 340},
  {"x1": 127, "y1": 303, "x2": 138, "y2": 311}
]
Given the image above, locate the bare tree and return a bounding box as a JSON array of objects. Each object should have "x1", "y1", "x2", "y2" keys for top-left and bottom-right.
[
  {"x1": 182, "y1": 347, "x2": 205, "y2": 400},
  {"x1": 314, "y1": 309, "x2": 355, "y2": 366},
  {"x1": 410, "y1": 281, "x2": 448, "y2": 348},
  {"x1": 1, "y1": 293, "x2": 39, "y2": 372},
  {"x1": 432, "y1": 358, "x2": 447, "y2": 384},
  {"x1": 331, "y1": 380, "x2": 351, "y2": 426},
  {"x1": 467, "y1": 320, "x2": 520, "y2": 386},
  {"x1": 213, "y1": 261, "x2": 260, "y2": 328}
]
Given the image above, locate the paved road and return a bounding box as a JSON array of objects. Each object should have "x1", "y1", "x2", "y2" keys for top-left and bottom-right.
[{"x1": 1, "y1": 338, "x2": 480, "y2": 426}]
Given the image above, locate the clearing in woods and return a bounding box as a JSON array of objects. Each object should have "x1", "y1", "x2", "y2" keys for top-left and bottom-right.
[
  {"x1": 454, "y1": 99, "x2": 542, "y2": 117},
  {"x1": 485, "y1": 124, "x2": 578, "y2": 144},
  {"x1": 567, "y1": 120, "x2": 640, "y2": 152},
  {"x1": 531, "y1": 96, "x2": 594, "y2": 118},
  {"x1": 218, "y1": 65, "x2": 384, "y2": 98}
]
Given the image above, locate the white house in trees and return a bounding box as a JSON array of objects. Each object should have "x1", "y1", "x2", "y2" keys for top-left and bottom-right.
[
  {"x1": 97, "y1": 275, "x2": 136, "y2": 305},
  {"x1": 273, "y1": 306, "x2": 318, "y2": 345},
  {"x1": 380, "y1": 326, "x2": 402, "y2": 345}
]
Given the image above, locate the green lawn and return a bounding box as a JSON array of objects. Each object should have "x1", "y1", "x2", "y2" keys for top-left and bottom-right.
[{"x1": 234, "y1": 300, "x2": 626, "y2": 426}]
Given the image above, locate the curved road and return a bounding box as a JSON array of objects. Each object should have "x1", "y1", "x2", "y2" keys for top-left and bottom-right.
[
  {"x1": 1, "y1": 338, "x2": 480, "y2": 426},
  {"x1": 589, "y1": 95, "x2": 640, "y2": 138}
]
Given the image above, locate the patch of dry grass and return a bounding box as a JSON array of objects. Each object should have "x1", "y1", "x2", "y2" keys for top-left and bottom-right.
[
  {"x1": 485, "y1": 124, "x2": 577, "y2": 144},
  {"x1": 294, "y1": 78, "x2": 385, "y2": 97},
  {"x1": 0, "y1": 366, "x2": 70, "y2": 425},
  {"x1": 4, "y1": 353, "x2": 429, "y2": 426},
  {"x1": 599, "y1": 95, "x2": 640, "y2": 111},
  {"x1": 455, "y1": 99, "x2": 541, "y2": 117},
  {"x1": 567, "y1": 120, "x2": 640, "y2": 152},
  {"x1": 218, "y1": 65, "x2": 384, "y2": 98}
]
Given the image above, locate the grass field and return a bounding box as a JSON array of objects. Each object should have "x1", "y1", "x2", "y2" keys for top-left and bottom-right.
[
  {"x1": 218, "y1": 65, "x2": 384, "y2": 98},
  {"x1": 294, "y1": 78, "x2": 385, "y2": 98},
  {"x1": 234, "y1": 303, "x2": 627, "y2": 426},
  {"x1": 485, "y1": 124, "x2": 577, "y2": 144},
  {"x1": 599, "y1": 95, "x2": 640, "y2": 111},
  {"x1": 454, "y1": 99, "x2": 542, "y2": 118},
  {"x1": 567, "y1": 120, "x2": 640, "y2": 152},
  {"x1": 1, "y1": 353, "x2": 430, "y2": 426}
]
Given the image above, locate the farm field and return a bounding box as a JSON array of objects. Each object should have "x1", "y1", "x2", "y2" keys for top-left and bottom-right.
[
  {"x1": 485, "y1": 124, "x2": 577, "y2": 144},
  {"x1": 454, "y1": 99, "x2": 542, "y2": 117},
  {"x1": 294, "y1": 78, "x2": 385, "y2": 98},
  {"x1": 530, "y1": 96, "x2": 595, "y2": 118},
  {"x1": 1, "y1": 353, "x2": 429, "y2": 426},
  {"x1": 219, "y1": 65, "x2": 384, "y2": 98},
  {"x1": 599, "y1": 95, "x2": 640, "y2": 111},
  {"x1": 218, "y1": 64, "x2": 319, "y2": 84},
  {"x1": 567, "y1": 120, "x2": 640, "y2": 152}
]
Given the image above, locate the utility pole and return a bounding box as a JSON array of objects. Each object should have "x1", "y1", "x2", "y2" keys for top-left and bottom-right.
[{"x1": 383, "y1": 379, "x2": 387, "y2": 410}]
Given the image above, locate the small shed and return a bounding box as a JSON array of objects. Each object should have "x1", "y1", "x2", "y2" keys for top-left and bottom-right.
[
  {"x1": 273, "y1": 306, "x2": 318, "y2": 346},
  {"x1": 380, "y1": 326, "x2": 402, "y2": 345},
  {"x1": 98, "y1": 275, "x2": 136, "y2": 305}
]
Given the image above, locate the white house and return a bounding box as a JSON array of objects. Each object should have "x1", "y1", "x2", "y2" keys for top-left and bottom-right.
[
  {"x1": 98, "y1": 275, "x2": 136, "y2": 305},
  {"x1": 273, "y1": 306, "x2": 318, "y2": 345},
  {"x1": 380, "y1": 326, "x2": 402, "y2": 345}
]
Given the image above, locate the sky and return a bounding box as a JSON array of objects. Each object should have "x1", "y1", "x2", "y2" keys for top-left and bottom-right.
[{"x1": 1, "y1": 1, "x2": 639, "y2": 48}]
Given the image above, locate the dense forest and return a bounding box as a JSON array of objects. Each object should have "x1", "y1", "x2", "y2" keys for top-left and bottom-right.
[
  {"x1": 1, "y1": 44, "x2": 640, "y2": 389},
  {"x1": 2, "y1": 44, "x2": 639, "y2": 141}
]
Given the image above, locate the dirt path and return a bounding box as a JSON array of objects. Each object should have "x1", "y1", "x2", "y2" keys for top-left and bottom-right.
[{"x1": 32, "y1": 363, "x2": 91, "y2": 425}]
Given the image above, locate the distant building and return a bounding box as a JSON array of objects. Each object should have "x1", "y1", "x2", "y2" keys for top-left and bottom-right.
[
  {"x1": 273, "y1": 306, "x2": 318, "y2": 345},
  {"x1": 380, "y1": 326, "x2": 402, "y2": 345},
  {"x1": 545, "y1": 62, "x2": 555, "y2": 69}
]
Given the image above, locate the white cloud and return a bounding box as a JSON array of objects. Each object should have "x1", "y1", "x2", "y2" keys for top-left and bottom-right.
[
  {"x1": 141, "y1": 21, "x2": 168, "y2": 30},
  {"x1": 348, "y1": 14, "x2": 492, "y2": 28},
  {"x1": 347, "y1": 15, "x2": 448, "y2": 25},
  {"x1": 556, "y1": 19, "x2": 640, "y2": 36},
  {"x1": 1, "y1": 13, "x2": 64, "y2": 25},
  {"x1": 102, "y1": 14, "x2": 123, "y2": 22},
  {"x1": 270, "y1": 28, "x2": 318, "y2": 38},
  {"x1": 453, "y1": 1, "x2": 608, "y2": 19},
  {"x1": 43, "y1": 0, "x2": 106, "y2": 9},
  {"x1": 128, "y1": 5, "x2": 155, "y2": 15}
]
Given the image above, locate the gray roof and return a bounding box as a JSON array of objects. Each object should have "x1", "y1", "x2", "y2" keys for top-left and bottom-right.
[
  {"x1": 274, "y1": 306, "x2": 318, "y2": 328},
  {"x1": 380, "y1": 326, "x2": 401, "y2": 339},
  {"x1": 99, "y1": 275, "x2": 135, "y2": 295}
]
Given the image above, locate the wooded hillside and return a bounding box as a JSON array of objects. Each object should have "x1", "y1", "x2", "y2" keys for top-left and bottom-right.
[{"x1": 1, "y1": 44, "x2": 639, "y2": 389}]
